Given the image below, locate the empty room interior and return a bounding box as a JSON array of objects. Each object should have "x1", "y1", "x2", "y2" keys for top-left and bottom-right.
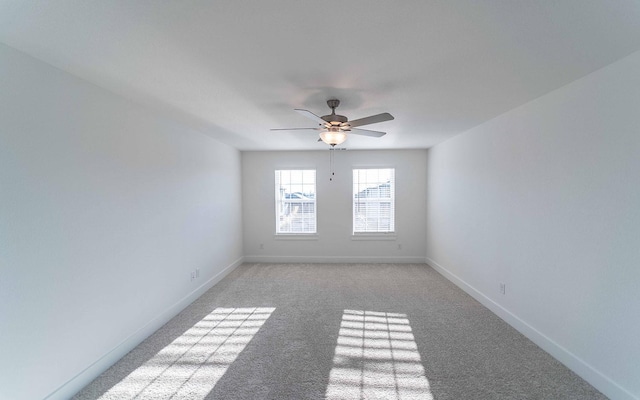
[{"x1": 1, "y1": 2, "x2": 640, "y2": 400}]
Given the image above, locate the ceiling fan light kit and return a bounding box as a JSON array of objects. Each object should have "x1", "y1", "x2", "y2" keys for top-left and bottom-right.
[
  {"x1": 272, "y1": 99, "x2": 394, "y2": 146},
  {"x1": 319, "y1": 127, "x2": 347, "y2": 146}
]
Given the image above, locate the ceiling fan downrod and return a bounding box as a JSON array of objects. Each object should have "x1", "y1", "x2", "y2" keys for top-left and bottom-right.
[{"x1": 327, "y1": 99, "x2": 340, "y2": 114}]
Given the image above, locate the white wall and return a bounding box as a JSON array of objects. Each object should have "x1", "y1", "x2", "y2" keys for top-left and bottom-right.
[
  {"x1": 243, "y1": 150, "x2": 427, "y2": 263},
  {"x1": 0, "y1": 44, "x2": 243, "y2": 399},
  {"x1": 426, "y1": 50, "x2": 640, "y2": 400}
]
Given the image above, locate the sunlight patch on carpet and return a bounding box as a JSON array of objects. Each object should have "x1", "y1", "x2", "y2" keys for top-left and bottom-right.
[
  {"x1": 325, "y1": 309, "x2": 433, "y2": 400},
  {"x1": 98, "y1": 307, "x2": 274, "y2": 400}
]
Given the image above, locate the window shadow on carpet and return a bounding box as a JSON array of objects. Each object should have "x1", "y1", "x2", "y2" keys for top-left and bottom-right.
[
  {"x1": 94, "y1": 307, "x2": 274, "y2": 399},
  {"x1": 204, "y1": 306, "x2": 343, "y2": 399},
  {"x1": 73, "y1": 263, "x2": 606, "y2": 400},
  {"x1": 325, "y1": 309, "x2": 433, "y2": 399}
]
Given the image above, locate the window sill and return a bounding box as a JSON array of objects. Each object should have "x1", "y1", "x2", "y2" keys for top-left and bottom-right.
[
  {"x1": 274, "y1": 234, "x2": 319, "y2": 241},
  {"x1": 351, "y1": 233, "x2": 397, "y2": 241}
]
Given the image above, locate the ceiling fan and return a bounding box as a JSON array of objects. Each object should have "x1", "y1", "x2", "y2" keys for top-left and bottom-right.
[{"x1": 271, "y1": 99, "x2": 394, "y2": 146}]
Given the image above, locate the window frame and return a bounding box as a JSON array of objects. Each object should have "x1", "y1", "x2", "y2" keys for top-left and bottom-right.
[
  {"x1": 274, "y1": 169, "x2": 317, "y2": 236},
  {"x1": 352, "y1": 167, "x2": 396, "y2": 236}
]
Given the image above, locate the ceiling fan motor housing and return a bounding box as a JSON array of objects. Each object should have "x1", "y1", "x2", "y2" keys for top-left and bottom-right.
[{"x1": 322, "y1": 99, "x2": 348, "y2": 126}]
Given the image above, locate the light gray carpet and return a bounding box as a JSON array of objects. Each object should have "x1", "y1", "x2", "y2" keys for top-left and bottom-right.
[{"x1": 73, "y1": 263, "x2": 606, "y2": 399}]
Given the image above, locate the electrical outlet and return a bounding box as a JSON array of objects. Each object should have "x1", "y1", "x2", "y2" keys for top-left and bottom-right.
[
  {"x1": 191, "y1": 271, "x2": 196, "y2": 281},
  {"x1": 397, "y1": 244, "x2": 402, "y2": 250},
  {"x1": 500, "y1": 283, "x2": 506, "y2": 295},
  {"x1": 259, "y1": 243, "x2": 264, "y2": 250}
]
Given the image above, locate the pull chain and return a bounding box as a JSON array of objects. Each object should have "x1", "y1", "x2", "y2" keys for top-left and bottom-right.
[{"x1": 329, "y1": 145, "x2": 335, "y2": 181}]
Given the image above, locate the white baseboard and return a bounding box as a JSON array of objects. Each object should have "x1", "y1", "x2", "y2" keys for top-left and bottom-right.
[
  {"x1": 45, "y1": 257, "x2": 244, "y2": 400},
  {"x1": 425, "y1": 257, "x2": 637, "y2": 400},
  {"x1": 243, "y1": 255, "x2": 426, "y2": 264}
]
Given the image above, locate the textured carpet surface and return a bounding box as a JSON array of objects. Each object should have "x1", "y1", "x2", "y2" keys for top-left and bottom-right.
[{"x1": 74, "y1": 263, "x2": 606, "y2": 399}]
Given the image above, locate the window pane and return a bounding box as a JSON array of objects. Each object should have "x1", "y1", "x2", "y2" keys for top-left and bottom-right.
[
  {"x1": 290, "y1": 170, "x2": 302, "y2": 183},
  {"x1": 302, "y1": 169, "x2": 315, "y2": 182}
]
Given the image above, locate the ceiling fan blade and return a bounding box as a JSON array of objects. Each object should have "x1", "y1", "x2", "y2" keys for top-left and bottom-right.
[
  {"x1": 346, "y1": 112, "x2": 394, "y2": 128},
  {"x1": 294, "y1": 109, "x2": 328, "y2": 126},
  {"x1": 270, "y1": 127, "x2": 320, "y2": 131},
  {"x1": 350, "y1": 128, "x2": 387, "y2": 138}
]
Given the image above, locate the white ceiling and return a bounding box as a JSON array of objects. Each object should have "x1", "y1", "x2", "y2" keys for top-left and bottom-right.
[{"x1": 2, "y1": 1, "x2": 640, "y2": 151}]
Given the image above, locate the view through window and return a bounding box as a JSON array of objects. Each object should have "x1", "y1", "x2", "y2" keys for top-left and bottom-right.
[{"x1": 275, "y1": 169, "x2": 316, "y2": 234}]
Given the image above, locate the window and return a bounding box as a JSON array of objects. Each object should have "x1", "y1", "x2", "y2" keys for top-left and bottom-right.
[
  {"x1": 275, "y1": 170, "x2": 316, "y2": 234},
  {"x1": 353, "y1": 168, "x2": 395, "y2": 233}
]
